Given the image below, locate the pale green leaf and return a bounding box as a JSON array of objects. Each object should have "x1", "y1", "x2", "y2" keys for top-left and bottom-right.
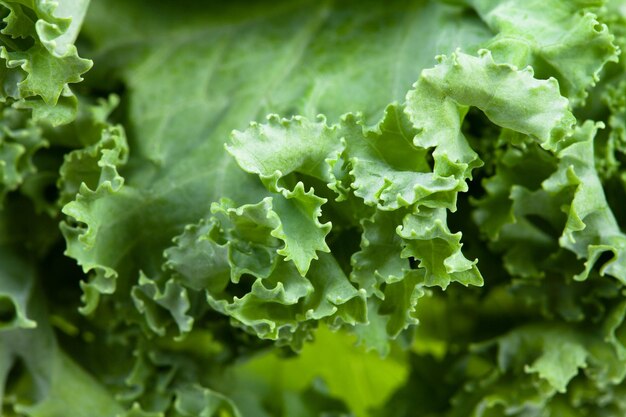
[{"x1": 468, "y1": 0, "x2": 619, "y2": 104}]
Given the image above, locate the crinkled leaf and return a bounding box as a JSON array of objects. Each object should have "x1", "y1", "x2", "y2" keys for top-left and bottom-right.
[
  {"x1": 353, "y1": 271, "x2": 424, "y2": 354},
  {"x1": 164, "y1": 198, "x2": 365, "y2": 347},
  {"x1": 0, "y1": 0, "x2": 92, "y2": 124},
  {"x1": 228, "y1": 115, "x2": 342, "y2": 190},
  {"x1": 472, "y1": 142, "x2": 571, "y2": 278},
  {"x1": 19, "y1": 3, "x2": 626, "y2": 417},
  {"x1": 350, "y1": 210, "x2": 409, "y2": 298},
  {"x1": 399, "y1": 207, "x2": 482, "y2": 289},
  {"x1": 272, "y1": 184, "x2": 331, "y2": 276},
  {"x1": 0, "y1": 255, "x2": 123, "y2": 417},
  {"x1": 60, "y1": 122, "x2": 129, "y2": 313},
  {"x1": 343, "y1": 105, "x2": 450, "y2": 210},
  {"x1": 406, "y1": 49, "x2": 575, "y2": 155},
  {"x1": 0, "y1": 105, "x2": 46, "y2": 203},
  {"x1": 61, "y1": 0, "x2": 493, "y2": 324},
  {"x1": 543, "y1": 121, "x2": 626, "y2": 282},
  {"x1": 468, "y1": 0, "x2": 618, "y2": 104}
]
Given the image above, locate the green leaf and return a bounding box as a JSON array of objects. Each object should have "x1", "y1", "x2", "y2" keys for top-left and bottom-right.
[
  {"x1": 272, "y1": 183, "x2": 331, "y2": 276},
  {"x1": 0, "y1": 246, "x2": 36, "y2": 330},
  {"x1": 228, "y1": 115, "x2": 342, "y2": 191},
  {"x1": 0, "y1": 105, "x2": 47, "y2": 204},
  {"x1": 543, "y1": 121, "x2": 626, "y2": 282},
  {"x1": 8, "y1": 43, "x2": 90, "y2": 105},
  {"x1": 61, "y1": 0, "x2": 492, "y2": 327},
  {"x1": 472, "y1": 141, "x2": 570, "y2": 279},
  {"x1": 226, "y1": 48, "x2": 583, "y2": 351},
  {"x1": 173, "y1": 385, "x2": 241, "y2": 417},
  {"x1": 525, "y1": 340, "x2": 587, "y2": 393},
  {"x1": 350, "y1": 210, "x2": 409, "y2": 298},
  {"x1": 406, "y1": 49, "x2": 575, "y2": 155},
  {"x1": 13, "y1": 351, "x2": 124, "y2": 417},
  {"x1": 164, "y1": 198, "x2": 365, "y2": 347},
  {"x1": 494, "y1": 325, "x2": 607, "y2": 392},
  {"x1": 467, "y1": 0, "x2": 619, "y2": 104},
  {"x1": 399, "y1": 207, "x2": 482, "y2": 289},
  {"x1": 132, "y1": 273, "x2": 193, "y2": 336},
  {"x1": 231, "y1": 326, "x2": 408, "y2": 417},
  {"x1": 60, "y1": 122, "x2": 129, "y2": 313},
  {"x1": 353, "y1": 271, "x2": 424, "y2": 354},
  {"x1": 343, "y1": 105, "x2": 459, "y2": 211},
  {"x1": 0, "y1": 0, "x2": 92, "y2": 124},
  {"x1": 0, "y1": 253, "x2": 123, "y2": 417}
]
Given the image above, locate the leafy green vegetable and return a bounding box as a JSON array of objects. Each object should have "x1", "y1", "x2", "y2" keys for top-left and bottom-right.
[{"x1": 2, "y1": 0, "x2": 626, "y2": 416}]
